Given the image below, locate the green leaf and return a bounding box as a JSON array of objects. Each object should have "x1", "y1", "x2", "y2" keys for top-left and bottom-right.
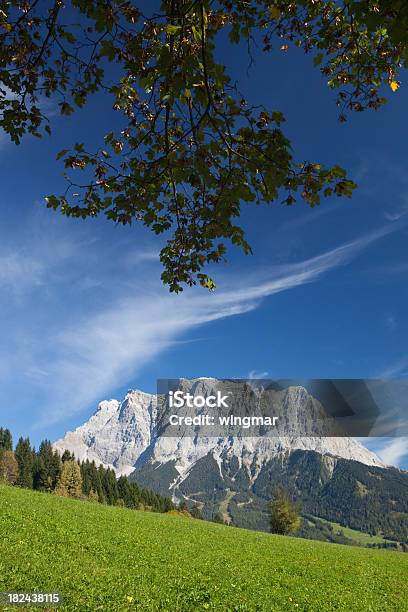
[
  {"x1": 313, "y1": 53, "x2": 324, "y2": 67},
  {"x1": 100, "y1": 40, "x2": 116, "y2": 61},
  {"x1": 165, "y1": 24, "x2": 182, "y2": 35},
  {"x1": 56, "y1": 149, "x2": 69, "y2": 160}
]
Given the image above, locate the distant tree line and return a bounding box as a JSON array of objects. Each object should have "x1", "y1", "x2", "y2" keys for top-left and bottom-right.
[
  {"x1": 298, "y1": 515, "x2": 358, "y2": 546},
  {"x1": 366, "y1": 541, "x2": 408, "y2": 553},
  {"x1": 0, "y1": 427, "x2": 174, "y2": 513}
]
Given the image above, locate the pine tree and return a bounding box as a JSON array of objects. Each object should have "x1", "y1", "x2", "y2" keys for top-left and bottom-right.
[
  {"x1": 0, "y1": 428, "x2": 12, "y2": 452},
  {"x1": 163, "y1": 497, "x2": 174, "y2": 513},
  {"x1": 33, "y1": 440, "x2": 61, "y2": 491},
  {"x1": 55, "y1": 460, "x2": 83, "y2": 498},
  {"x1": 80, "y1": 460, "x2": 92, "y2": 496},
  {"x1": 117, "y1": 476, "x2": 136, "y2": 508},
  {"x1": 88, "y1": 461, "x2": 105, "y2": 503},
  {"x1": 14, "y1": 437, "x2": 34, "y2": 489},
  {"x1": 270, "y1": 486, "x2": 301, "y2": 535},
  {"x1": 0, "y1": 450, "x2": 18, "y2": 484},
  {"x1": 128, "y1": 482, "x2": 141, "y2": 509},
  {"x1": 102, "y1": 468, "x2": 119, "y2": 505},
  {"x1": 190, "y1": 505, "x2": 203, "y2": 520},
  {"x1": 32, "y1": 455, "x2": 45, "y2": 490},
  {"x1": 52, "y1": 450, "x2": 62, "y2": 488},
  {"x1": 88, "y1": 488, "x2": 99, "y2": 503},
  {"x1": 212, "y1": 513, "x2": 224, "y2": 524},
  {"x1": 61, "y1": 449, "x2": 74, "y2": 462}
]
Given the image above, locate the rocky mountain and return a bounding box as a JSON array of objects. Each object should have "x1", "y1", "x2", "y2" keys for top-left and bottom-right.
[
  {"x1": 54, "y1": 378, "x2": 408, "y2": 542},
  {"x1": 54, "y1": 390, "x2": 157, "y2": 476}
]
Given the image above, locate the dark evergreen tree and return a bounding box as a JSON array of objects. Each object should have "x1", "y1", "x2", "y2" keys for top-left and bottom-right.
[
  {"x1": 33, "y1": 440, "x2": 61, "y2": 491},
  {"x1": 190, "y1": 505, "x2": 203, "y2": 520},
  {"x1": 212, "y1": 513, "x2": 224, "y2": 524},
  {"x1": 0, "y1": 428, "x2": 12, "y2": 452},
  {"x1": 61, "y1": 449, "x2": 74, "y2": 462},
  {"x1": 117, "y1": 476, "x2": 137, "y2": 509},
  {"x1": 102, "y1": 467, "x2": 119, "y2": 506},
  {"x1": 14, "y1": 437, "x2": 34, "y2": 489},
  {"x1": 162, "y1": 497, "x2": 174, "y2": 513},
  {"x1": 80, "y1": 460, "x2": 92, "y2": 496},
  {"x1": 32, "y1": 454, "x2": 45, "y2": 490},
  {"x1": 88, "y1": 461, "x2": 105, "y2": 504}
]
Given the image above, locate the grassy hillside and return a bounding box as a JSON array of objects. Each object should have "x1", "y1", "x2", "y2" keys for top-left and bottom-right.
[
  {"x1": 132, "y1": 449, "x2": 408, "y2": 542},
  {"x1": 314, "y1": 517, "x2": 392, "y2": 546},
  {"x1": 1, "y1": 485, "x2": 408, "y2": 611}
]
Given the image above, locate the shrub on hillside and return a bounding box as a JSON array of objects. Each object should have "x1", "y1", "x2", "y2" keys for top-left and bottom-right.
[
  {"x1": 55, "y1": 460, "x2": 83, "y2": 499},
  {"x1": 0, "y1": 450, "x2": 18, "y2": 484},
  {"x1": 270, "y1": 486, "x2": 301, "y2": 535}
]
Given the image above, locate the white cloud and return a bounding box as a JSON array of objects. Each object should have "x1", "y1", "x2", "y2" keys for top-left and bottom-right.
[
  {"x1": 248, "y1": 370, "x2": 269, "y2": 379},
  {"x1": 0, "y1": 209, "x2": 102, "y2": 297},
  {"x1": 0, "y1": 251, "x2": 44, "y2": 292},
  {"x1": 377, "y1": 438, "x2": 408, "y2": 467},
  {"x1": 0, "y1": 231, "x2": 85, "y2": 297},
  {"x1": 384, "y1": 203, "x2": 408, "y2": 222},
  {"x1": 358, "y1": 437, "x2": 408, "y2": 468},
  {"x1": 32, "y1": 223, "x2": 396, "y2": 424},
  {"x1": 377, "y1": 357, "x2": 408, "y2": 378},
  {"x1": 124, "y1": 249, "x2": 159, "y2": 266}
]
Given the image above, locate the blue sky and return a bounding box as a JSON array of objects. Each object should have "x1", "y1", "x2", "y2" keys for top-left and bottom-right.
[{"x1": 0, "y1": 23, "x2": 407, "y2": 468}]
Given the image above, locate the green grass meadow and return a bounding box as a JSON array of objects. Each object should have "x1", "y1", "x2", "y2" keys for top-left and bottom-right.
[
  {"x1": 1, "y1": 484, "x2": 407, "y2": 611},
  {"x1": 313, "y1": 517, "x2": 393, "y2": 546}
]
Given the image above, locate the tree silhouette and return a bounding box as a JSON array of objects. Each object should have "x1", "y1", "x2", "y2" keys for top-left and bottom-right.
[{"x1": 1, "y1": 2, "x2": 406, "y2": 290}]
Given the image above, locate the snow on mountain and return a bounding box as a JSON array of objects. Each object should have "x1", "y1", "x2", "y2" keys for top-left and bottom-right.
[
  {"x1": 53, "y1": 390, "x2": 157, "y2": 475},
  {"x1": 53, "y1": 379, "x2": 384, "y2": 478}
]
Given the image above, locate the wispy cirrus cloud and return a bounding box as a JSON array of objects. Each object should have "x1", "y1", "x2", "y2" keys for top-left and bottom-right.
[
  {"x1": 0, "y1": 232, "x2": 87, "y2": 297},
  {"x1": 29, "y1": 223, "x2": 397, "y2": 424},
  {"x1": 384, "y1": 202, "x2": 408, "y2": 222},
  {"x1": 124, "y1": 249, "x2": 159, "y2": 266},
  {"x1": 0, "y1": 251, "x2": 45, "y2": 293},
  {"x1": 364, "y1": 437, "x2": 408, "y2": 468},
  {"x1": 0, "y1": 207, "x2": 402, "y2": 434},
  {"x1": 377, "y1": 357, "x2": 408, "y2": 378},
  {"x1": 248, "y1": 370, "x2": 270, "y2": 379},
  {"x1": 379, "y1": 438, "x2": 408, "y2": 467}
]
